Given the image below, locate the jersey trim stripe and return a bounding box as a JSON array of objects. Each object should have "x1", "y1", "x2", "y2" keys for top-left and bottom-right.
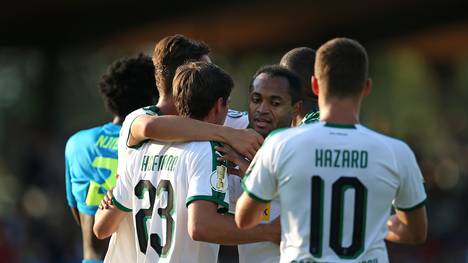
[
  {"x1": 112, "y1": 196, "x2": 132, "y2": 212},
  {"x1": 209, "y1": 141, "x2": 218, "y2": 171},
  {"x1": 395, "y1": 198, "x2": 426, "y2": 212},
  {"x1": 324, "y1": 122, "x2": 357, "y2": 129},
  {"x1": 241, "y1": 179, "x2": 271, "y2": 203},
  {"x1": 185, "y1": 195, "x2": 229, "y2": 212},
  {"x1": 126, "y1": 115, "x2": 147, "y2": 149},
  {"x1": 126, "y1": 106, "x2": 162, "y2": 149}
]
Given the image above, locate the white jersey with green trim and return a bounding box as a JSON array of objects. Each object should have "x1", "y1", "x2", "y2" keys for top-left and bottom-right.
[
  {"x1": 118, "y1": 105, "x2": 163, "y2": 175},
  {"x1": 105, "y1": 106, "x2": 162, "y2": 263},
  {"x1": 113, "y1": 139, "x2": 229, "y2": 263},
  {"x1": 106, "y1": 106, "x2": 248, "y2": 262},
  {"x1": 243, "y1": 122, "x2": 427, "y2": 263},
  {"x1": 223, "y1": 109, "x2": 282, "y2": 262}
]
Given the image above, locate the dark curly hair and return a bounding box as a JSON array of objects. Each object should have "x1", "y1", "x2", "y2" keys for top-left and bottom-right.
[{"x1": 99, "y1": 53, "x2": 158, "y2": 119}]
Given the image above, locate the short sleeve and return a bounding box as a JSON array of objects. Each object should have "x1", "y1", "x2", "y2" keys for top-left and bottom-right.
[
  {"x1": 242, "y1": 139, "x2": 279, "y2": 203},
  {"x1": 112, "y1": 159, "x2": 134, "y2": 212},
  {"x1": 393, "y1": 143, "x2": 427, "y2": 211},
  {"x1": 64, "y1": 139, "x2": 77, "y2": 208},
  {"x1": 185, "y1": 142, "x2": 230, "y2": 213},
  {"x1": 64, "y1": 132, "x2": 100, "y2": 215},
  {"x1": 117, "y1": 106, "x2": 161, "y2": 177}
]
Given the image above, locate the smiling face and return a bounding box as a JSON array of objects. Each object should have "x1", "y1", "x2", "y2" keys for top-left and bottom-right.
[{"x1": 248, "y1": 73, "x2": 295, "y2": 137}]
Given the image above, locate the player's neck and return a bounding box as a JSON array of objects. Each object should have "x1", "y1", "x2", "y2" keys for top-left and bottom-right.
[
  {"x1": 156, "y1": 95, "x2": 178, "y2": 115},
  {"x1": 112, "y1": 116, "x2": 123, "y2": 125},
  {"x1": 201, "y1": 110, "x2": 220, "y2": 125},
  {"x1": 319, "y1": 97, "x2": 361, "y2": 125}
]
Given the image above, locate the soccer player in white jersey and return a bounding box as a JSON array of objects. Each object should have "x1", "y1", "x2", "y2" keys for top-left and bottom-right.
[
  {"x1": 236, "y1": 38, "x2": 428, "y2": 263},
  {"x1": 125, "y1": 35, "x2": 263, "y2": 161},
  {"x1": 99, "y1": 35, "x2": 263, "y2": 263},
  {"x1": 216, "y1": 65, "x2": 302, "y2": 263},
  {"x1": 94, "y1": 61, "x2": 280, "y2": 263}
]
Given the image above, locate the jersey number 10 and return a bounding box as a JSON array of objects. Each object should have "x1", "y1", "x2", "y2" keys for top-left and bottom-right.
[{"x1": 310, "y1": 176, "x2": 367, "y2": 259}]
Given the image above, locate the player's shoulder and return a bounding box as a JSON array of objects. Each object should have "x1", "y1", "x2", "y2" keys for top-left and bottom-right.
[
  {"x1": 172, "y1": 140, "x2": 219, "y2": 169},
  {"x1": 120, "y1": 105, "x2": 162, "y2": 145},
  {"x1": 131, "y1": 105, "x2": 162, "y2": 116},
  {"x1": 66, "y1": 125, "x2": 104, "y2": 151},
  {"x1": 182, "y1": 140, "x2": 226, "y2": 158},
  {"x1": 224, "y1": 109, "x2": 249, "y2": 129},
  {"x1": 263, "y1": 126, "x2": 310, "y2": 148},
  {"x1": 122, "y1": 105, "x2": 162, "y2": 125},
  {"x1": 142, "y1": 105, "x2": 162, "y2": 116},
  {"x1": 357, "y1": 124, "x2": 414, "y2": 156},
  {"x1": 227, "y1": 109, "x2": 247, "y2": 119},
  {"x1": 178, "y1": 140, "x2": 216, "y2": 154}
]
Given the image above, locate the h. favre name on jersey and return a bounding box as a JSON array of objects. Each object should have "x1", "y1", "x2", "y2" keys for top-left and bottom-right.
[{"x1": 140, "y1": 154, "x2": 179, "y2": 172}]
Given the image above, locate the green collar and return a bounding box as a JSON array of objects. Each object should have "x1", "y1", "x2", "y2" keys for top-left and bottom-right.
[{"x1": 324, "y1": 122, "x2": 357, "y2": 129}]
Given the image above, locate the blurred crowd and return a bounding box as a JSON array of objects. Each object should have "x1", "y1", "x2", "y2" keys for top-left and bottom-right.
[{"x1": 0, "y1": 48, "x2": 467, "y2": 262}]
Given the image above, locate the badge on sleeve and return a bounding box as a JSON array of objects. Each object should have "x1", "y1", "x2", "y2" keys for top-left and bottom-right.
[
  {"x1": 210, "y1": 164, "x2": 228, "y2": 193},
  {"x1": 262, "y1": 203, "x2": 271, "y2": 222}
]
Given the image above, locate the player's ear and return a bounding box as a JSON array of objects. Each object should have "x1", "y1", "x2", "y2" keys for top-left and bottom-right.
[
  {"x1": 363, "y1": 78, "x2": 372, "y2": 97},
  {"x1": 215, "y1": 97, "x2": 225, "y2": 114},
  {"x1": 292, "y1": 100, "x2": 302, "y2": 119},
  {"x1": 312, "y1": 76, "x2": 319, "y2": 97},
  {"x1": 290, "y1": 100, "x2": 303, "y2": 127}
]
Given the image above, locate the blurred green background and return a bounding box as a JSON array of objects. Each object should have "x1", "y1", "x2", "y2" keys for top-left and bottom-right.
[{"x1": 0, "y1": 0, "x2": 468, "y2": 262}]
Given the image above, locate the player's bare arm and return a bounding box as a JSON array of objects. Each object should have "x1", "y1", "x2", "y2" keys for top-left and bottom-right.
[
  {"x1": 386, "y1": 206, "x2": 427, "y2": 244},
  {"x1": 129, "y1": 114, "x2": 263, "y2": 160},
  {"x1": 93, "y1": 190, "x2": 129, "y2": 240},
  {"x1": 234, "y1": 192, "x2": 267, "y2": 229},
  {"x1": 79, "y1": 213, "x2": 110, "y2": 259},
  {"x1": 188, "y1": 200, "x2": 280, "y2": 245}
]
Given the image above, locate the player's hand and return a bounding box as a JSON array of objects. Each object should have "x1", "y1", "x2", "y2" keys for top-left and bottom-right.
[
  {"x1": 215, "y1": 145, "x2": 250, "y2": 177},
  {"x1": 99, "y1": 188, "x2": 115, "y2": 210},
  {"x1": 224, "y1": 128, "x2": 263, "y2": 160},
  {"x1": 268, "y1": 216, "x2": 281, "y2": 245}
]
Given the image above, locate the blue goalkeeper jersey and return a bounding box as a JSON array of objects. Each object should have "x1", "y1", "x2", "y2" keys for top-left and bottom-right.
[{"x1": 65, "y1": 123, "x2": 120, "y2": 215}]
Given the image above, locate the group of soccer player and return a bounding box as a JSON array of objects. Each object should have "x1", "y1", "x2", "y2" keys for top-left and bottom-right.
[{"x1": 65, "y1": 34, "x2": 428, "y2": 263}]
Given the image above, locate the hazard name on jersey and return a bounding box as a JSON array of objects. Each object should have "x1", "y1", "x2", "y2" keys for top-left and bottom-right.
[{"x1": 315, "y1": 148, "x2": 368, "y2": 169}]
